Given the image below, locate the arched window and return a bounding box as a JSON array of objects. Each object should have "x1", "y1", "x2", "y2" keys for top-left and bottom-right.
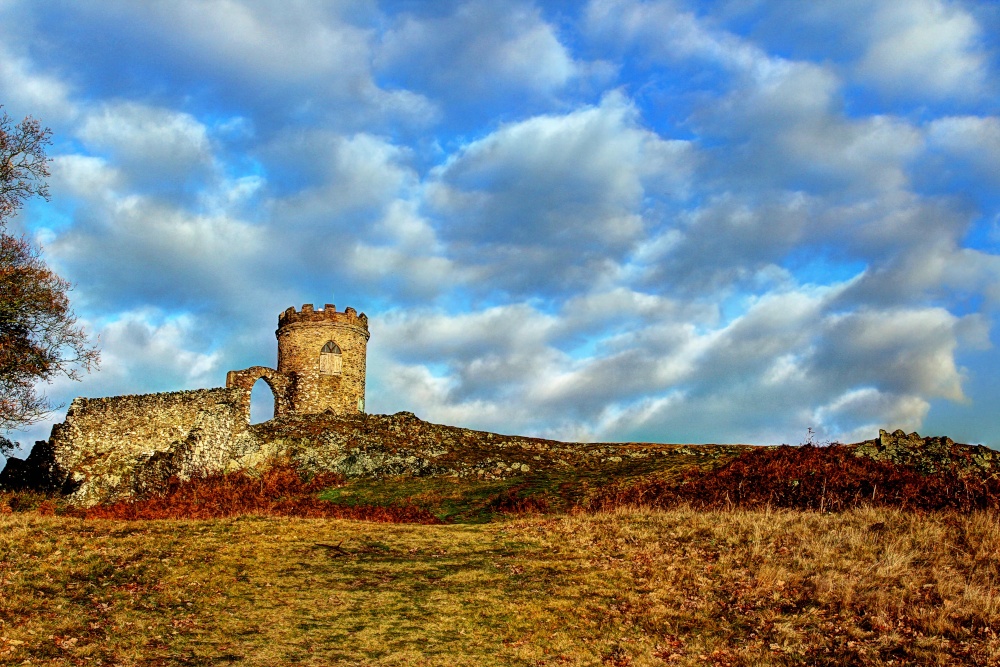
[{"x1": 319, "y1": 341, "x2": 342, "y2": 375}]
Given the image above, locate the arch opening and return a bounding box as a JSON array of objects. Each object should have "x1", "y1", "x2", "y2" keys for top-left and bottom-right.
[
  {"x1": 249, "y1": 378, "x2": 276, "y2": 424},
  {"x1": 319, "y1": 340, "x2": 342, "y2": 376}
]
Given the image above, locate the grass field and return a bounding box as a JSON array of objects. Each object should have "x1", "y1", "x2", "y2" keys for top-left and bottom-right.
[{"x1": 2, "y1": 506, "x2": 998, "y2": 666}]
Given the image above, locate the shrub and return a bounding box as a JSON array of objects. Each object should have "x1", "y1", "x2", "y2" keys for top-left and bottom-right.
[
  {"x1": 0, "y1": 489, "x2": 58, "y2": 514},
  {"x1": 486, "y1": 484, "x2": 550, "y2": 515},
  {"x1": 594, "y1": 444, "x2": 1000, "y2": 512},
  {"x1": 72, "y1": 463, "x2": 441, "y2": 523}
]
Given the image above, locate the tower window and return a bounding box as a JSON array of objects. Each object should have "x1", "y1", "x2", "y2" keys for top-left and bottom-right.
[{"x1": 319, "y1": 341, "x2": 342, "y2": 375}]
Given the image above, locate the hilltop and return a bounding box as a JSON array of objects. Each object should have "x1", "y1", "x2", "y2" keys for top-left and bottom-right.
[
  {"x1": 2, "y1": 417, "x2": 999, "y2": 665},
  {"x1": 0, "y1": 410, "x2": 744, "y2": 516},
  {"x1": 2, "y1": 411, "x2": 996, "y2": 520}
]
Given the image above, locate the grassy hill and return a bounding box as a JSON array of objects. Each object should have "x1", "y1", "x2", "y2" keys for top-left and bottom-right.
[{"x1": 1, "y1": 418, "x2": 999, "y2": 665}]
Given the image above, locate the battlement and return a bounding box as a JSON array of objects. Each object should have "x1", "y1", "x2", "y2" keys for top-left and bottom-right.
[{"x1": 278, "y1": 304, "x2": 369, "y2": 331}]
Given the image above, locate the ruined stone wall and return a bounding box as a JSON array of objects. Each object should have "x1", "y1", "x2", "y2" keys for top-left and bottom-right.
[
  {"x1": 12, "y1": 302, "x2": 373, "y2": 505},
  {"x1": 276, "y1": 304, "x2": 368, "y2": 415},
  {"x1": 49, "y1": 388, "x2": 259, "y2": 506}
]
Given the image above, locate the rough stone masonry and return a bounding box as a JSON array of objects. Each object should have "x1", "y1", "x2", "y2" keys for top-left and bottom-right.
[{"x1": 35, "y1": 304, "x2": 370, "y2": 505}]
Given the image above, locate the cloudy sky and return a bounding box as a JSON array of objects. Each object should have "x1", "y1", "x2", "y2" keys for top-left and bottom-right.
[{"x1": 2, "y1": 0, "x2": 999, "y2": 455}]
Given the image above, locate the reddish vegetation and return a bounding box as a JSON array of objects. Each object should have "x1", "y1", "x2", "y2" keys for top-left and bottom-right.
[
  {"x1": 71, "y1": 464, "x2": 441, "y2": 523},
  {"x1": 487, "y1": 483, "x2": 551, "y2": 515},
  {"x1": 594, "y1": 444, "x2": 1000, "y2": 512}
]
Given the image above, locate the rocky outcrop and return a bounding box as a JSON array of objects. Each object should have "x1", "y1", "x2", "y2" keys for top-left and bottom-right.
[
  {"x1": 0, "y1": 440, "x2": 65, "y2": 493},
  {"x1": 852, "y1": 429, "x2": 997, "y2": 475},
  {"x1": 245, "y1": 410, "x2": 719, "y2": 482}
]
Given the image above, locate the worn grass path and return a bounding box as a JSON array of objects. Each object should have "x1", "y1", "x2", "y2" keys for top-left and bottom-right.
[{"x1": 1, "y1": 508, "x2": 998, "y2": 666}]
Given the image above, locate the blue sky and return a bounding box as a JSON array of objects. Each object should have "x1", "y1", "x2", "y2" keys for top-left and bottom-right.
[{"x1": 2, "y1": 0, "x2": 999, "y2": 453}]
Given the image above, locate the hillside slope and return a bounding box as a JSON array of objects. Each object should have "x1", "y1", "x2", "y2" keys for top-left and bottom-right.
[{"x1": 3, "y1": 410, "x2": 995, "y2": 518}]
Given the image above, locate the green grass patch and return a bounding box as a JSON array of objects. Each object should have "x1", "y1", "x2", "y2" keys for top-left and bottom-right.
[
  {"x1": 319, "y1": 476, "x2": 525, "y2": 523},
  {"x1": 314, "y1": 448, "x2": 743, "y2": 523}
]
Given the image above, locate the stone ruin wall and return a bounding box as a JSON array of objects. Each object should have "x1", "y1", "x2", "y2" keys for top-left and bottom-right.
[
  {"x1": 3, "y1": 303, "x2": 373, "y2": 506},
  {"x1": 49, "y1": 387, "x2": 258, "y2": 506}
]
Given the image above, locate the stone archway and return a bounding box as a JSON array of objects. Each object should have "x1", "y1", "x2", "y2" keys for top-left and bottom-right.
[{"x1": 225, "y1": 366, "x2": 293, "y2": 421}]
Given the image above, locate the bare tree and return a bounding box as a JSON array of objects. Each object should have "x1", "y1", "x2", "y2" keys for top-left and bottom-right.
[
  {"x1": 0, "y1": 107, "x2": 98, "y2": 438},
  {"x1": 0, "y1": 111, "x2": 50, "y2": 221}
]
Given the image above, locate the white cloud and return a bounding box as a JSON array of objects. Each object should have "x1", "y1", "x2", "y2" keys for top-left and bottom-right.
[
  {"x1": 638, "y1": 193, "x2": 811, "y2": 294},
  {"x1": 377, "y1": 0, "x2": 577, "y2": 103},
  {"x1": 199, "y1": 175, "x2": 265, "y2": 217},
  {"x1": 78, "y1": 102, "x2": 215, "y2": 190},
  {"x1": 263, "y1": 130, "x2": 416, "y2": 217},
  {"x1": 371, "y1": 359, "x2": 512, "y2": 431},
  {"x1": 341, "y1": 199, "x2": 477, "y2": 299},
  {"x1": 48, "y1": 124, "x2": 445, "y2": 316},
  {"x1": 359, "y1": 278, "x2": 982, "y2": 445},
  {"x1": 814, "y1": 387, "x2": 931, "y2": 444},
  {"x1": 366, "y1": 304, "x2": 565, "y2": 433},
  {"x1": 258, "y1": 131, "x2": 471, "y2": 300},
  {"x1": 0, "y1": 49, "x2": 75, "y2": 124},
  {"x1": 928, "y1": 115, "x2": 1000, "y2": 153},
  {"x1": 586, "y1": 1, "x2": 925, "y2": 197},
  {"x1": 812, "y1": 307, "x2": 971, "y2": 401},
  {"x1": 698, "y1": 62, "x2": 923, "y2": 196},
  {"x1": 555, "y1": 287, "x2": 715, "y2": 337},
  {"x1": 857, "y1": 0, "x2": 987, "y2": 100},
  {"x1": 926, "y1": 115, "x2": 1000, "y2": 184},
  {"x1": 0, "y1": 1, "x2": 76, "y2": 123},
  {"x1": 576, "y1": 293, "x2": 979, "y2": 445},
  {"x1": 584, "y1": 0, "x2": 777, "y2": 77},
  {"x1": 346, "y1": 244, "x2": 472, "y2": 300},
  {"x1": 379, "y1": 305, "x2": 558, "y2": 363},
  {"x1": 688, "y1": 0, "x2": 990, "y2": 103},
  {"x1": 90, "y1": 309, "x2": 223, "y2": 391},
  {"x1": 25, "y1": 0, "x2": 436, "y2": 130},
  {"x1": 148, "y1": 0, "x2": 374, "y2": 81},
  {"x1": 427, "y1": 93, "x2": 694, "y2": 294},
  {"x1": 46, "y1": 155, "x2": 270, "y2": 313},
  {"x1": 49, "y1": 154, "x2": 122, "y2": 199}
]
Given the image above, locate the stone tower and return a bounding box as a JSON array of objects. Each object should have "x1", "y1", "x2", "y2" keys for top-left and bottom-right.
[
  {"x1": 225, "y1": 302, "x2": 370, "y2": 419},
  {"x1": 275, "y1": 304, "x2": 369, "y2": 415}
]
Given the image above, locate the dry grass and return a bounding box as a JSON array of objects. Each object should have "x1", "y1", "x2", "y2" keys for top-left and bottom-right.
[{"x1": 1, "y1": 507, "x2": 998, "y2": 666}]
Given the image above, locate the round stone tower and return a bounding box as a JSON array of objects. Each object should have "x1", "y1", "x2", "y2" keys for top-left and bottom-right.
[{"x1": 276, "y1": 303, "x2": 369, "y2": 415}]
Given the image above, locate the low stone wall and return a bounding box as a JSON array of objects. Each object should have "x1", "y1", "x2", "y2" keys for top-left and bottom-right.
[{"x1": 49, "y1": 387, "x2": 260, "y2": 506}]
